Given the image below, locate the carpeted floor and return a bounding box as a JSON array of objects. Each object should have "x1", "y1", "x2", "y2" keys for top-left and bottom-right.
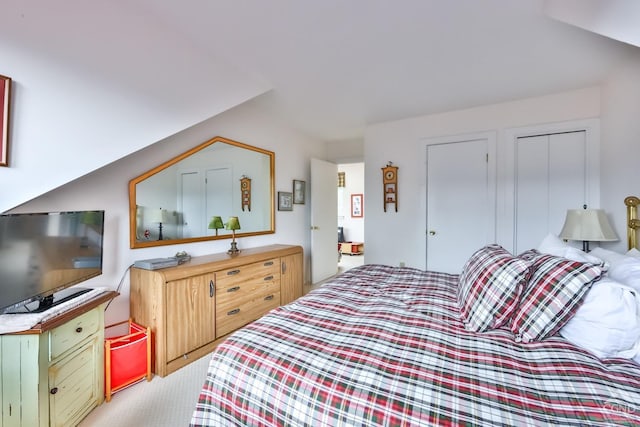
[
  {"x1": 80, "y1": 353, "x2": 211, "y2": 427},
  {"x1": 80, "y1": 253, "x2": 364, "y2": 427}
]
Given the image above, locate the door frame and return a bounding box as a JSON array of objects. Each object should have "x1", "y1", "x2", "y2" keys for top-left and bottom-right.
[{"x1": 501, "y1": 119, "x2": 600, "y2": 253}]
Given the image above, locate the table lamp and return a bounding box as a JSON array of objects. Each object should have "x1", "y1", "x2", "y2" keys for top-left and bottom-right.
[
  {"x1": 559, "y1": 206, "x2": 618, "y2": 252},
  {"x1": 226, "y1": 216, "x2": 241, "y2": 254}
]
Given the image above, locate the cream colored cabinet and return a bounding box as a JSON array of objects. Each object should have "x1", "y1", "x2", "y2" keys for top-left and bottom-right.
[
  {"x1": 0, "y1": 293, "x2": 116, "y2": 427},
  {"x1": 130, "y1": 244, "x2": 303, "y2": 377}
]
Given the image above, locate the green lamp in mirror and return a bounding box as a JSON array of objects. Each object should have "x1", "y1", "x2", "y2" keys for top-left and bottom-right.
[{"x1": 208, "y1": 216, "x2": 224, "y2": 236}]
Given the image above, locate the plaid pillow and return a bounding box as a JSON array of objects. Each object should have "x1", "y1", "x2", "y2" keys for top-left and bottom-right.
[
  {"x1": 510, "y1": 251, "x2": 603, "y2": 343},
  {"x1": 457, "y1": 244, "x2": 531, "y2": 332}
]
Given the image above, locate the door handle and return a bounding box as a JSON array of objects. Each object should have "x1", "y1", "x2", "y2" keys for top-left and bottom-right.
[
  {"x1": 311, "y1": 226, "x2": 319, "y2": 230},
  {"x1": 429, "y1": 230, "x2": 436, "y2": 236}
]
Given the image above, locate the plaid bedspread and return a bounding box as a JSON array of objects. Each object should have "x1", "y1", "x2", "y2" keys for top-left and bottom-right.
[{"x1": 190, "y1": 264, "x2": 640, "y2": 426}]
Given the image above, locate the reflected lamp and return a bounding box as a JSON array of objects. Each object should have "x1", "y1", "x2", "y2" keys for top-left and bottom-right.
[
  {"x1": 208, "y1": 216, "x2": 224, "y2": 236},
  {"x1": 149, "y1": 208, "x2": 167, "y2": 241}
]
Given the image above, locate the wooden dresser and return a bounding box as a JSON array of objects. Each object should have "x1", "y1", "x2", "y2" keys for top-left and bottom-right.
[{"x1": 129, "y1": 244, "x2": 303, "y2": 377}]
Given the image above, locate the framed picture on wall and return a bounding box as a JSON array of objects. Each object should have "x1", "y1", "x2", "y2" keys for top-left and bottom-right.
[
  {"x1": 351, "y1": 194, "x2": 363, "y2": 218},
  {"x1": 293, "y1": 180, "x2": 306, "y2": 204},
  {"x1": 278, "y1": 191, "x2": 293, "y2": 211},
  {"x1": 0, "y1": 74, "x2": 11, "y2": 167}
]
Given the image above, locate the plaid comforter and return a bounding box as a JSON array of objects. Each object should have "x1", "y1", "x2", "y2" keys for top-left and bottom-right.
[{"x1": 191, "y1": 264, "x2": 640, "y2": 426}]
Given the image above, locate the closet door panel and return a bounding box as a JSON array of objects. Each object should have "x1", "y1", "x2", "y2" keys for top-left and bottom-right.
[{"x1": 514, "y1": 131, "x2": 586, "y2": 254}]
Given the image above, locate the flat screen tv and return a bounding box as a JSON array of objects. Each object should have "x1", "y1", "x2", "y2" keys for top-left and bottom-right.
[{"x1": 0, "y1": 210, "x2": 104, "y2": 314}]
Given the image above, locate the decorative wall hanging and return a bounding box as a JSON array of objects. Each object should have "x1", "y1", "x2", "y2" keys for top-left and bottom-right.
[
  {"x1": 278, "y1": 191, "x2": 293, "y2": 211},
  {"x1": 0, "y1": 74, "x2": 11, "y2": 167},
  {"x1": 381, "y1": 161, "x2": 398, "y2": 212},
  {"x1": 240, "y1": 175, "x2": 251, "y2": 211},
  {"x1": 293, "y1": 180, "x2": 306, "y2": 204},
  {"x1": 351, "y1": 194, "x2": 363, "y2": 218}
]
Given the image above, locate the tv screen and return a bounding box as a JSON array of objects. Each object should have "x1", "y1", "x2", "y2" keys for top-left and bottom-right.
[{"x1": 0, "y1": 210, "x2": 104, "y2": 314}]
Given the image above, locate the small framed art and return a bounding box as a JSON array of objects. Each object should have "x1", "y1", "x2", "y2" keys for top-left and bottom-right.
[
  {"x1": 0, "y1": 74, "x2": 11, "y2": 167},
  {"x1": 293, "y1": 180, "x2": 306, "y2": 204},
  {"x1": 278, "y1": 191, "x2": 293, "y2": 211},
  {"x1": 351, "y1": 194, "x2": 363, "y2": 218}
]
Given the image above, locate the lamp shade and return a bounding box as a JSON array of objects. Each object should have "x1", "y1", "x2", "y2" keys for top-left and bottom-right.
[
  {"x1": 225, "y1": 216, "x2": 241, "y2": 231},
  {"x1": 149, "y1": 208, "x2": 167, "y2": 224},
  {"x1": 559, "y1": 209, "x2": 618, "y2": 242},
  {"x1": 208, "y1": 216, "x2": 224, "y2": 230}
]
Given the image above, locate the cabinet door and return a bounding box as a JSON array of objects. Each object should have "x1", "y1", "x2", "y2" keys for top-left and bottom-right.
[
  {"x1": 166, "y1": 274, "x2": 216, "y2": 362},
  {"x1": 281, "y1": 253, "x2": 303, "y2": 305},
  {"x1": 49, "y1": 336, "x2": 102, "y2": 427}
]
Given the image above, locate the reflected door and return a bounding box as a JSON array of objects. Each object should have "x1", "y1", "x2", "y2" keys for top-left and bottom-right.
[{"x1": 206, "y1": 167, "x2": 232, "y2": 235}]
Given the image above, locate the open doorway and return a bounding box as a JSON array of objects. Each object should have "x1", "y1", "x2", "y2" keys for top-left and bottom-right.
[{"x1": 337, "y1": 163, "x2": 365, "y2": 273}]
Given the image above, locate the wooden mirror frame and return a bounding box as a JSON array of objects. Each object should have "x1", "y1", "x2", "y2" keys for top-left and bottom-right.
[{"x1": 129, "y1": 136, "x2": 275, "y2": 249}]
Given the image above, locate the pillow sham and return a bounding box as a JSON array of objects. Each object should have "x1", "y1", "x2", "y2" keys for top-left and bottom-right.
[
  {"x1": 590, "y1": 247, "x2": 640, "y2": 292},
  {"x1": 510, "y1": 250, "x2": 603, "y2": 343},
  {"x1": 627, "y1": 248, "x2": 640, "y2": 258},
  {"x1": 457, "y1": 244, "x2": 530, "y2": 332},
  {"x1": 537, "y1": 233, "x2": 603, "y2": 264},
  {"x1": 560, "y1": 278, "x2": 640, "y2": 359}
]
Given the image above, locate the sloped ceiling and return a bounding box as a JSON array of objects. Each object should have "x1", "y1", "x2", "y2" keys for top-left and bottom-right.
[{"x1": 1, "y1": 0, "x2": 638, "y2": 212}]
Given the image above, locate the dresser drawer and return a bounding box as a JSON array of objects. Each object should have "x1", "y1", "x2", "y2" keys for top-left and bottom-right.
[
  {"x1": 216, "y1": 275, "x2": 280, "y2": 307},
  {"x1": 215, "y1": 258, "x2": 279, "y2": 290},
  {"x1": 216, "y1": 291, "x2": 281, "y2": 337},
  {"x1": 50, "y1": 308, "x2": 101, "y2": 360}
]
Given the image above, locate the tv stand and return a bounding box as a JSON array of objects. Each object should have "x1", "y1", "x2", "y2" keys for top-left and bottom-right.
[{"x1": 0, "y1": 291, "x2": 117, "y2": 426}]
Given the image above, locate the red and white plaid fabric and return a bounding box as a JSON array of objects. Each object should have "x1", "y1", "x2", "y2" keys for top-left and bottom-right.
[
  {"x1": 191, "y1": 264, "x2": 640, "y2": 427},
  {"x1": 457, "y1": 244, "x2": 530, "y2": 332},
  {"x1": 511, "y1": 250, "x2": 604, "y2": 343}
]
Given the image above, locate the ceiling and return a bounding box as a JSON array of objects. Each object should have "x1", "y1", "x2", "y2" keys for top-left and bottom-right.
[{"x1": 132, "y1": 0, "x2": 638, "y2": 142}]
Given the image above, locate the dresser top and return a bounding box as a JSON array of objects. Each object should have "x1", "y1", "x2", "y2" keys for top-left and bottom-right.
[{"x1": 133, "y1": 244, "x2": 303, "y2": 282}]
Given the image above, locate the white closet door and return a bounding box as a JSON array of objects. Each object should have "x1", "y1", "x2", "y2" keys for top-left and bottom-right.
[
  {"x1": 426, "y1": 138, "x2": 495, "y2": 274},
  {"x1": 514, "y1": 131, "x2": 586, "y2": 254}
]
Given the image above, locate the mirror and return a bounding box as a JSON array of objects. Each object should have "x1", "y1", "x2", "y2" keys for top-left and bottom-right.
[{"x1": 129, "y1": 136, "x2": 275, "y2": 249}]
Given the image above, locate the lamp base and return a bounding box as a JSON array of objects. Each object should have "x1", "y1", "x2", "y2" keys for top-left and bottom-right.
[{"x1": 227, "y1": 240, "x2": 240, "y2": 255}]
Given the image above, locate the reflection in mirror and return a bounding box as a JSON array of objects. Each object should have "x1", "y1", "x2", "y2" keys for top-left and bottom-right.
[{"x1": 129, "y1": 136, "x2": 275, "y2": 249}]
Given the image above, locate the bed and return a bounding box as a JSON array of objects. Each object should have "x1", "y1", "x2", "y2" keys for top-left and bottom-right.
[{"x1": 190, "y1": 199, "x2": 640, "y2": 426}]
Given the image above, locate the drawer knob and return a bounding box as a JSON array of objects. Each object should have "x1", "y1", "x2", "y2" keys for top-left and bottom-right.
[
  {"x1": 263, "y1": 275, "x2": 273, "y2": 281},
  {"x1": 264, "y1": 295, "x2": 274, "y2": 301},
  {"x1": 227, "y1": 308, "x2": 240, "y2": 316},
  {"x1": 50, "y1": 387, "x2": 58, "y2": 395},
  {"x1": 227, "y1": 286, "x2": 240, "y2": 292},
  {"x1": 264, "y1": 261, "x2": 274, "y2": 266},
  {"x1": 227, "y1": 269, "x2": 240, "y2": 276},
  {"x1": 75, "y1": 327, "x2": 83, "y2": 333}
]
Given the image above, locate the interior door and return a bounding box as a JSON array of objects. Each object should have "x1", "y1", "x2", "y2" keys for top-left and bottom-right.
[
  {"x1": 426, "y1": 139, "x2": 495, "y2": 274},
  {"x1": 310, "y1": 158, "x2": 338, "y2": 284},
  {"x1": 514, "y1": 131, "x2": 586, "y2": 253}
]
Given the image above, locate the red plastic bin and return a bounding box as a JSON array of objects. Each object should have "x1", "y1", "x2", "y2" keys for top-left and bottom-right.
[{"x1": 104, "y1": 319, "x2": 152, "y2": 402}]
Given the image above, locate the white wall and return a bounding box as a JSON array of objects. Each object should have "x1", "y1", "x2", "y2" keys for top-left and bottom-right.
[
  {"x1": 0, "y1": 0, "x2": 269, "y2": 213},
  {"x1": 338, "y1": 163, "x2": 365, "y2": 243},
  {"x1": 10, "y1": 96, "x2": 325, "y2": 325},
  {"x1": 365, "y1": 52, "x2": 640, "y2": 270}
]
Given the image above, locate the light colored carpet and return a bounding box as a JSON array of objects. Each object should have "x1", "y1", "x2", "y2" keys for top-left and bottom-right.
[
  {"x1": 80, "y1": 254, "x2": 364, "y2": 427},
  {"x1": 80, "y1": 353, "x2": 211, "y2": 427}
]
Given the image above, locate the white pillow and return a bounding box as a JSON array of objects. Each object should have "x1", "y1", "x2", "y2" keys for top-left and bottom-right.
[
  {"x1": 537, "y1": 233, "x2": 603, "y2": 264},
  {"x1": 627, "y1": 248, "x2": 640, "y2": 258},
  {"x1": 590, "y1": 247, "x2": 640, "y2": 292},
  {"x1": 560, "y1": 278, "x2": 640, "y2": 360}
]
